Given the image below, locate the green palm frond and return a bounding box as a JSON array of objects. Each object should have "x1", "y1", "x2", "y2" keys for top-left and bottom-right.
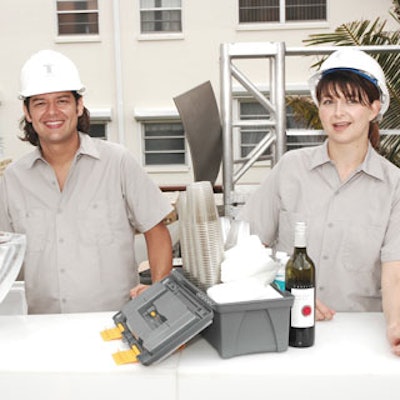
[
  {"x1": 304, "y1": 18, "x2": 387, "y2": 49},
  {"x1": 286, "y1": 96, "x2": 322, "y2": 129}
]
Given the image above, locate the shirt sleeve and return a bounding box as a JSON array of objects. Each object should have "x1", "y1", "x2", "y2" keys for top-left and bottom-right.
[
  {"x1": 238, "y1": 159, "x2": 282, "y2": 245},
  {"x1": 120, "y1": 151, "x2": 173, "y2": 233},
  {"x1": 0, "y1": 176, "x2": 13, "y2": 232},
  {"x1": 381, "y1": 182, "x2": 400, "y2": 263}
]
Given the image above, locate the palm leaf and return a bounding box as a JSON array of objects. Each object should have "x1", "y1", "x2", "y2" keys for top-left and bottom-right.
[{"x1": 286, "y1": 96, "x2": 322, "y2": 129}]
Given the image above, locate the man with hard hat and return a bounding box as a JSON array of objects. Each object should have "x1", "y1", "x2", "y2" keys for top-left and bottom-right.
[
  {"x1": 0, "y1": 49, "x2": 173, "y2": 314},
  {"x1": 240, "y1": 48, "x2": 400, "y2": 356}
]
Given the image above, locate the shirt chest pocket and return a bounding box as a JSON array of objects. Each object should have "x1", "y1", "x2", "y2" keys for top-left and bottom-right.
[
  {"x1": 78, "y1": 201, "x2": 115, "y2": 245},
  {"x1": 14, "y1": 209, "x2": 48, "y2": 253},
  {"x1": 342, "y1": 224, "x2": 384, "y2": 272}
]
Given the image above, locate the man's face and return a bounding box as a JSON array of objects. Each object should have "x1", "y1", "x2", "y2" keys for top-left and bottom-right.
[{"x1": 24, "y1": 91, "x2": 84, "y2": 147}]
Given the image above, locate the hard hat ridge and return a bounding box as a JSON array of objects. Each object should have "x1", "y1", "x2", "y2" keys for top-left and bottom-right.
[{"x1": 19, "y1": 49, "x2": 85, "y2": 99}]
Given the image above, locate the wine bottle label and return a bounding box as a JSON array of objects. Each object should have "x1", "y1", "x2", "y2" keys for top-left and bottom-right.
[{"x1": 290, "y1": 288, "x2": 315, "y2": 328}]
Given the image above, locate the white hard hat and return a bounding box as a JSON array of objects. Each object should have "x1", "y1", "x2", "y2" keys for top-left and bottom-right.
[
  {"x1": 19, "y1": 49, "x2": 85, "y2": 99},
  {"x1": 308, "y1": 48, "x2": 389, "y2": 117}
]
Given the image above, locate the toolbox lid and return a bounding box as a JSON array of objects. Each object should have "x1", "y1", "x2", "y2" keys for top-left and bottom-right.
[{"x1": 111, "y1": 268, "x2": 214, "y2": 366}]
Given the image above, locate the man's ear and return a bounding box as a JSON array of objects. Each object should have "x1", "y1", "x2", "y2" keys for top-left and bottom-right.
[
  {"x1": 23, "y1": 103, "x2": 32, "y2": 123},
  {"x1": 77, "y1": 97, "x2": 84, "y2": 117}
]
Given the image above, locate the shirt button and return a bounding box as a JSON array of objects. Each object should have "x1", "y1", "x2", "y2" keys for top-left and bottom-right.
[
  {"x1": 60, "y1": 268, "x2": 65, "y2": 273},
  {"x1": 319, "y1": 286, "x2": 324, "y2": 291},
  {"x1": 323, "y1": 255, "x2": 329, "y2": 260},
  {"x1": 62, "y1": 298, "x2": 67, "y2": 303},
  {"x1": 328, "y1": 223, "x2": 333, "y2": 228},
  {"x1": 59, "y1": 238, "x2": 64, "y2": 244}
]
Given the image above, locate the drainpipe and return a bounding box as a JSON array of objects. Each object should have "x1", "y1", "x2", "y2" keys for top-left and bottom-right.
[{"x1": 113, "y1": 0, "x2": 125, "y2": 145}]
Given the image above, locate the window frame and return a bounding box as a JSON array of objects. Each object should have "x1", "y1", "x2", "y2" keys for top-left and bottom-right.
[
  {"x1": 236, "y1": 0, "x2": 329, "y2": 30},
  {"x1": 55, "y1": 0, "x2": 101, "y2": 43},
  {"x1": 135, "y1": 111, "x2": 189, "y2": 171},
  {"x1": 87, "y1": 107, "x2": 112, "y2": 140},
  {"x1": 234, "y1": 93, "x2": 326, "y2": 163},
  {"x1": 138, "y1": 0, "x2": 183, "y2": 39}
]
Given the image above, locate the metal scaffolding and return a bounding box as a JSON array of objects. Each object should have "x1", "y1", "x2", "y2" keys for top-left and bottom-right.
[{"x1": 220, "y1": 43, "x2": 400, "y2": 218}]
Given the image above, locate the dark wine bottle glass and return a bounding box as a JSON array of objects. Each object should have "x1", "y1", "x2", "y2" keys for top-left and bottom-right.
[{"x1": 285, "y1": 221, "x2": 315, "y2": 348}]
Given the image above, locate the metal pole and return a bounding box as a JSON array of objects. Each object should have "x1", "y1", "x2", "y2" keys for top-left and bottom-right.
[
  {"x1": 220, "y1": 44, "x2": 234, "y2": 218},
  {"x1": 274, "y1": 41, "x2": 286, "y2": 159},
  {"x1": 113, "y1": 0, "x2": 125, "y2": 146}
]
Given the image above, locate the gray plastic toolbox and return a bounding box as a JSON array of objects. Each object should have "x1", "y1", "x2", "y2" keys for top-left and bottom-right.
[{"x1": 202, "y1": 289, "x2": 294, "y2": 358}]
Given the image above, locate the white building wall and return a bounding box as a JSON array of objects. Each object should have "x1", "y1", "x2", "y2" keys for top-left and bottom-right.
[{"x1": 0, "y1": 0, "x2": 396, "y2": 186}]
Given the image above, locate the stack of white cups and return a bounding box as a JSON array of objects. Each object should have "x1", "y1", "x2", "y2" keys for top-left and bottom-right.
[{"x1": 177, "y1": 181, "x2": 224, "y2": 289}]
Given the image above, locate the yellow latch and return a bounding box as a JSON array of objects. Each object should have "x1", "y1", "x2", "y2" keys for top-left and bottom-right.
[
  {"x1": 112, "y1": 345, "x2": 141, "y2": 365},
  {"x1": 100, "y1": 323, "x2": 125, "y2": 341}
]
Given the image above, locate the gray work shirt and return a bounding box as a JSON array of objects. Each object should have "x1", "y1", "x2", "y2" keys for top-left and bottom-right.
[
  {"x1": 0, "y1": 133, "x2": 173, "y2": 314},
  {"x1": 240, "y1": 141, "x2": 400, "y2": 311}
]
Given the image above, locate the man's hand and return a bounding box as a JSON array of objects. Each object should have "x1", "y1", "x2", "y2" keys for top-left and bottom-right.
[
  {"x1": 130, "y1": 283, "x2": 150, "y2": 298},
  {"x1": 316, "y1": 298, "x2": 336, "y2": 321}
]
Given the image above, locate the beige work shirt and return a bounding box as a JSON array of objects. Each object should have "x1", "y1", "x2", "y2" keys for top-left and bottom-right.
[
  {"x1": 0, "y1": 133, "x2": 172, "y2": 314},
  {"x1": 240, "y1": 141, "x2": 400, "y2": 311}
]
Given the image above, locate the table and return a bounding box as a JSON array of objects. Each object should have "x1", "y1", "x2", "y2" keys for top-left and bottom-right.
[{"x1": 0, "y1": 312, "x2": 398, "y2": 400}]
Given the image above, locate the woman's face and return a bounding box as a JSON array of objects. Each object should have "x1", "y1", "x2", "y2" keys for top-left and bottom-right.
[{"x1": 318, "y1": 88, "x2": 381, "y2": 147}]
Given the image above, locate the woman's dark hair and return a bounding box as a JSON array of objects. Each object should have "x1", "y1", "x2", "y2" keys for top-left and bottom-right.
[
  {"x1": 19, "y1": 91, "x2": 91, "y2": 147},
  {"x1": 316, "y1": 70, "x2": 381, "y2": 150}
]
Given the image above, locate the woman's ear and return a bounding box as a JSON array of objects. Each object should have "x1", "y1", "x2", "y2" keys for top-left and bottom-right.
[{"x1": 370, "y1": 100, "x2": 381, "y2": 122}]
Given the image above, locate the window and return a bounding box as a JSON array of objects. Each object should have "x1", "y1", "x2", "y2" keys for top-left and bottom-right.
[
  {"x1": 238, "y1": 0, "x2": 327, "y2": 24},
  {"x1": 240, "y1": 101, "x2": 273, "y2": 158},
  {"x1": 238, "y1": 99, "x2": 324, "y2": 155},
  {"x1": 88, "y1": 108, "x2": 111, "y2": 140},
  {"x1": 140, "y1": 0, "x2": 182, "y2": 33},
  {"x1": 89, "y1": 122, "x2": 107, "y2": 140},
  {"x1": 143, "y1": 122, "x2": 186, "y2": 165},
  {"x1": 56, "y1": 0, "x2": 99, "y2": 35}
]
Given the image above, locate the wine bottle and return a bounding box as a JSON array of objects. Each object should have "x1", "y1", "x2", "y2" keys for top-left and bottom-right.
[{"x1": 285, "y1": 221, "x2": 315, "y2": 347}]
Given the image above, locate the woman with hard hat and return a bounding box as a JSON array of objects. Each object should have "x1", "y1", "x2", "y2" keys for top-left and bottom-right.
[
  {"x1": 0, "y1": 49, "x2": 173, "y2": 314},
  {"x1": 240, "y1": 48, "x2": 400, "y2": 356}
]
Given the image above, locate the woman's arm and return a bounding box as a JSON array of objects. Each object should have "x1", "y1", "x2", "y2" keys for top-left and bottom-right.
[{"x1": 382, "y1": 261, "x2": 400, "y2": 356}]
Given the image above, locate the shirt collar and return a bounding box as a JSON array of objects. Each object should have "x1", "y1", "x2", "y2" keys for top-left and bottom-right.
[
  {"x1": 76, "y1": 132, "x2": 100, "y2": 159},
  {"x1": 309, "y1": 140, "x2": 331, "y2": 169},
  {"x1": 25, "y1": 132, "x2": 100, "y2": 169},
  {"x1": 309, "y1": 140, "x2": 385, "y2": 181},
  {"x1": 360, "y1": 144, "x2": 385, "y2": 181}
]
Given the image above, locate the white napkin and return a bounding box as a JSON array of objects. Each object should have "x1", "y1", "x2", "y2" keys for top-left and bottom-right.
[
  {"x1": 220, "y1": 235, "x2": 278, "y2": 284},
  {"x1": 207, "y1": 278, "x2": 282, "y2": 304}
]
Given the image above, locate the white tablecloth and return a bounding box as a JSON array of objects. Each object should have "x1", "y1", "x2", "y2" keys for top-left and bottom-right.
[{"x1": 0, "y1": 312, "x2": 398, "y2": 400}]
